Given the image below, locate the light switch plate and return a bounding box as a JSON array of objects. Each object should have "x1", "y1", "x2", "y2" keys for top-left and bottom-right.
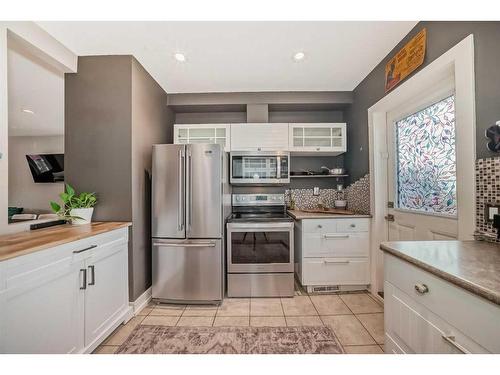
[
  {"x1": 485, "y1": 204, "x2": 500, "y2": 222},
  {"x1": 313, "y1": 187, "x2": 320, "y2": 196}
]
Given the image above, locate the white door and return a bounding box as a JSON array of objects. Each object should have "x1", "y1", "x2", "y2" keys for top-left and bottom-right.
[
  {"x1": 0, "y1": 257, "x2": 85, "y2": 353},
  {"x1": 84, "y1": 239, "x2": 128, "y2": 347},
  {"x1": 386, "y1": 85, "x2": 458, "y2": 241}
]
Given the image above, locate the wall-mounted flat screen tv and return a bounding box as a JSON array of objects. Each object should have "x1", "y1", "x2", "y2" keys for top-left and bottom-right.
[{"x1": 26, "y1": 154, "x2": 64, "y2": 183}]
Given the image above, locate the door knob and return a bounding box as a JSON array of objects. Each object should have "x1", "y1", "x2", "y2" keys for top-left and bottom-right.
[{"x1": 385, "y1": 214, "x2": 395, "y2": 222}]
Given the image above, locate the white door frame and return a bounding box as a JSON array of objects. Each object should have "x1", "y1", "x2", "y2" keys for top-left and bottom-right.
[{"x1": 368, "y1": 35, "x2": 476, "y2": 300}]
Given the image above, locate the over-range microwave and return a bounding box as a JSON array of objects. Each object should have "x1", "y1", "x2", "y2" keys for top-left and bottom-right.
[{"x1": 230, "y1": 151, "x2": 290, "y2": 185}]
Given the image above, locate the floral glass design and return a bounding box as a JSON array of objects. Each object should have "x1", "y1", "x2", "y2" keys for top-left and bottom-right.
[{"x1": 396, "y1": 95, "x2": 457, "y2": 216}]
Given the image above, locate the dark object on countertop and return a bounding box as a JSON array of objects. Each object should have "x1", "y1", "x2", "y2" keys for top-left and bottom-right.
[
  {"x1": 493, "y1": 214, "x2": 500, "y2": 239},
  {"x1": 8, "y1": 206, "x2": 23, "y2": 218},
  {"x1": 30, "y1": 219, "x2": 67, "y2": 231}
]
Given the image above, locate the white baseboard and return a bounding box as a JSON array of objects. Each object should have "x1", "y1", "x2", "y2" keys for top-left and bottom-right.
[{"x1": 129, "y1": 287, "x2": 152, "y2": 316}]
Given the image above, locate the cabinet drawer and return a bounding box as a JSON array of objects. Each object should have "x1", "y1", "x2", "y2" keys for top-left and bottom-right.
[
  {"x1": 302, "y1": 218, "x2": 369, "y2": 234},
  {"x1": 337, "y1": 219, "x2": 369, "y2": 232},
  {"x1": 302, "y1": 258, "x2": 369, "y2": 285},
  {"x1": 384, "y1": 254, "x2": 500, "y2": 353},
  {"x1": 303, "y1": 232, "x2": 369, "y2": 258},
  {"x1": 385, "y1": 281, "x2": 489, "y2": 353}
]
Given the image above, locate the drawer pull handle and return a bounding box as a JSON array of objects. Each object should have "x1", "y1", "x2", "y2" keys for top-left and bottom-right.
[
  {"x1": 80, "y1": 269, "x2": 87, "y2": 290},
  {"x1": 88, "y1": 265, "x2": 96, "y2": 286},
  {"x1": 73, "y1": 245, "x2": 97, "y2": 254},
  {"x1": 323, "y1": 234, "x2": 349, "y2": 239},
  {"x1": 323, "y1": 260, "x2": 350, "y2": 264},
  {"x1": 414, "y1": 283, "x2": 429, "y2": 294},
  {"x1": 442, "y1": 335, "x2": 470, "y2": 354},
  {"x1": 350, "y1": 224, "x2": 356, "y2": 228},
  {"x1": 317, "y1": 225, "x2": 323, "y2": 229}
]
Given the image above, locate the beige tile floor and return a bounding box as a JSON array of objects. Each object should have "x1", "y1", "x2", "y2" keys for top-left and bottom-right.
[{"x1": 94, "y1": 291, "x2": 384, "y2": 354}]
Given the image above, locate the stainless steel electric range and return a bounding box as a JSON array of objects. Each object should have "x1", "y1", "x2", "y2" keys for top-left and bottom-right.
[{"x1": 226, "y1": 193, "x2": 294, "y2": 297}]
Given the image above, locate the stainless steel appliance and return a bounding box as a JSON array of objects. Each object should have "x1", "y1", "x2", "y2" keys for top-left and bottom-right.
[
  {"x1": 230, "y1": 151, "x2": 290, "y2": 185},
  {"x1": 151, "y1": 143, "x2": 229, "y2": 304},
  {"x1": 226, "y1": 194, "x2": 294, "y2": 297}
]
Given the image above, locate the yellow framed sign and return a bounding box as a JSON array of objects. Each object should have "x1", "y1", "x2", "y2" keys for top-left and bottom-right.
[{"x1": 385, "y1": 28, "x2": 427, "y2": 92}]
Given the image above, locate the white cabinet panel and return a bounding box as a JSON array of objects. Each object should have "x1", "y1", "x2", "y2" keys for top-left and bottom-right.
[
  {"x1": 0, "y1": 250, "x2": 84, "y2": 353},
  {"x1": 174, "y1": 124, "x2": 230, "y2": 152},
  {"x1": 295, "y1": 218, "x2": 371, "y2": 291},
  {"x1": 289, "y1": 123, "x2": 346, "y2": 155},
  {"x1": 302, "y1": 258, "x2": 369, "y2": 285},
  {"x1": 84, "y1": 236, "x2": 128, "y2": 347},
  {"x1": 304, "y1": 232, "x2": 369, "y2": 258},
  {"x1": 384, "y1": 281, "x2": 489, "y2": 354},
  {"x1": 230, "y1": 123, "x2": 288, "y2": 151}
]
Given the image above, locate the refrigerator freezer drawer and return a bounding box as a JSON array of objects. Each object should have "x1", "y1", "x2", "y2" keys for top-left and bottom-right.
[{"x1": 152, "y1": 239, "x2": 223, "y2": 303}]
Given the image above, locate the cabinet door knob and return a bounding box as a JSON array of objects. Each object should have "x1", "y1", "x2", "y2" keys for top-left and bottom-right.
[
  {"x1": 414, "y1": 283, "x2": 429, "y2": 295},
  {"x1": 316, "y1": 147, "x2": 320, "y2": 151},
  {"x1": 350, "y1": 223, "x2": 356, "y2": 228},
  {"x1": 317, "y1": 224, "x2": 323, "y2": 228}
]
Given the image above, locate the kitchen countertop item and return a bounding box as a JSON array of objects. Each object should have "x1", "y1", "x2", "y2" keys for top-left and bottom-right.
[
  {"x1": 380, "y1": 240, "x2": 500, "y2": 306},
  {"x1": 287, "y1": 209, "x2": 371, "y2": 220},
  {"x1": 0, "y1": 222, "x2": 131, "y2": 262}
]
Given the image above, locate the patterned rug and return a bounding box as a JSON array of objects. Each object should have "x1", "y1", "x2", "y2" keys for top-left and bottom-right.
[{"x1": 117, "y1": 325, "x2": 345, "y2": 354}]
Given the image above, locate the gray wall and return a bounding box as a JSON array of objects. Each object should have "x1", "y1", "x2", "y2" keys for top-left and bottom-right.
[
  {"x1": 130, "y1": 57, "x2": 172, "y2": 301},
  {"x1": 65, "y1": 56, "x2": 133, "y2": 221},
  {"x1": 66, "y1": 55, "x2": 173, "y2": 302},
  {"x1": 345, "y1": 21, "x2": 500, "y2": 182}
]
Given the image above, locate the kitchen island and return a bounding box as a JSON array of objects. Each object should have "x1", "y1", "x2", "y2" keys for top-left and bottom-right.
[{"x1": 380, "y1": 240, "x2": 500, "y2": 354}]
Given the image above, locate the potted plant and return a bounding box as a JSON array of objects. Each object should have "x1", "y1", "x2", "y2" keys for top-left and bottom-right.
[{"x1": 50, "y1": 184, "x2": 97, "y2": 225}]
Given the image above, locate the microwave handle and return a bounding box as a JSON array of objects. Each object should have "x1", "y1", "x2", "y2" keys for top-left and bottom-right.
[{"x1": 277, "y1": 156, "x2": 281, "y2": 178}]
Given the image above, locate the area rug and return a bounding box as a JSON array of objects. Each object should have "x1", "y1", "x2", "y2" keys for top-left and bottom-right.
[{"x1": 116, "y1": 325, "x2": 345, "y2": 354}]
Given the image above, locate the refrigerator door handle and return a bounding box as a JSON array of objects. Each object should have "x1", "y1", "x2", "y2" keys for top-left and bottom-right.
[
  {"x1": 186, "y1": 147, "x2": 193, "y2": 233},
  {"x1": 153, "y1": 241, "x2": 217, "y2": 248},
  {"x1": 178, "y1": 148, "x2": 185, "y2": 231}
]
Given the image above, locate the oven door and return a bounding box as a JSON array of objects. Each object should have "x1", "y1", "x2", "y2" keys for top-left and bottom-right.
[
  {"x1": 230, "y1": 152, "x2": 289, "y2": 185},
  {"x1": 227, "y1": 222, "x2": 294, "y2": 273}
]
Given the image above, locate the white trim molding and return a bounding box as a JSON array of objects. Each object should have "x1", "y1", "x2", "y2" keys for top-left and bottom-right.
[
  {"x1": 368, "y1": 34, "x2": 476, "y2": 297},
  {"x1": 129, "y1": 287, "x2": 152, "y2": 317}
]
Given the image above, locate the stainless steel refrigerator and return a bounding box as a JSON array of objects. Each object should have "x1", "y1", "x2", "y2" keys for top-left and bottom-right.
[{"x1": 151, "y1": 143, "x2": 228, "y2": 304}]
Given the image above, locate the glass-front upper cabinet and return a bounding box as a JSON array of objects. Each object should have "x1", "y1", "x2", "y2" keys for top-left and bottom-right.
[
  {"x1": 174, "y1": 124, "x2": 231, "y2": 152},
  {"x1": 288, "y1": 123, "x2": 347, "y2": 155}
]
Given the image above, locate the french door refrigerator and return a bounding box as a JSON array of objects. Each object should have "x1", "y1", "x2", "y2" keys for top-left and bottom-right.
[{"x1": 152, "y1": 143, "x2": 226, "y2": 304}]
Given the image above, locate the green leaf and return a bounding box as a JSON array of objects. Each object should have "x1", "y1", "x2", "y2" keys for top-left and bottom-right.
[
  {"x1": 66, "y1": 184, "x2": 75, "y2": 196},
  {"x1": 50, "y1": 201, "x2": 61, "y2": 213}
]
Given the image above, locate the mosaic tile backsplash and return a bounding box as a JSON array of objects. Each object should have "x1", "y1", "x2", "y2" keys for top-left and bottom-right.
[
  {"x1": 285, "y1": 174, "x2": 371, "y2": 215},
  {"x1": 475, "y1": 157, "x2": 500, "y2": 243}
]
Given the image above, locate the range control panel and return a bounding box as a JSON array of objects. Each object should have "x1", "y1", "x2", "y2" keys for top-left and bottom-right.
[{"x1": 232, "y1": 194, "x2": 285, "y2": 206}]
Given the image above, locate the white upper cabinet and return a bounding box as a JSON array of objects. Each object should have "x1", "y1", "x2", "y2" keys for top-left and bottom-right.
[
  {"x1": 289, "y1": 123, "x2": 347, "y2": 155},
  {"x1": 230, "y1": 123, "x2": 289, "y2": 151},
  {"x1": 174, "y1": 124, "x2": 231, "y2": 152}
]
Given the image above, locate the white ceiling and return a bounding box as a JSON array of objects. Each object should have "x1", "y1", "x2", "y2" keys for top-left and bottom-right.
[
  {"x1": 37, "y1": 21, "x2": 417, "y2": 94},
  {"x1": 8, "y1": 37, "x2": 65, "y2": 136}
]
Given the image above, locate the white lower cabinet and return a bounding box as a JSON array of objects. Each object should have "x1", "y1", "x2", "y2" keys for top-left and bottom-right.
[
  {"x1": 294, "y1": 218, "x2": 370, "y2": 292},
  {"x1": 384, "y1": 253, "x2": 499, "y2": 354},
  {"x1": 0, "y1": 227, "x2": 131, "y2": 354}
]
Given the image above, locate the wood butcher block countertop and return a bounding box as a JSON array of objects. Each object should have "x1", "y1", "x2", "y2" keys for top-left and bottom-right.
[
  {"x1": 380, "y1": 240, "x2": 500, "y2": 305},
  {"x1": 0, "y1": 222, "x2": 131, "y2": 262}
]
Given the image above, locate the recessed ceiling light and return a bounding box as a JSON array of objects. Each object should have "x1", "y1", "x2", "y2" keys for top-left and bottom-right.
[
  {"x1": 293, "y1": 52, "x2": 305, "y2": 61},
  {"x1": 22, "y1": 108, "x2": 35, "y2": 115},
  {"x1": 174, "y1": 53, "x2": 186, "y2": 62}
]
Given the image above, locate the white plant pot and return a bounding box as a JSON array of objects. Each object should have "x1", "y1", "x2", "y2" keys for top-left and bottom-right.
[{"x1": 70, "y1": 208, "x2": 94, "y2": 225}]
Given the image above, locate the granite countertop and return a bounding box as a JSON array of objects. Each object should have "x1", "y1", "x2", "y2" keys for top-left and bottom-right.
[
  {"x1": 0, "y1": 222, "x2": 131, "y2": 262},
  {"x1": 380, "y1": 240, "x2": 500, "y2": 306},
  {"x1": 287, "y1": 209, "x2": 371, "y2": 220}
]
